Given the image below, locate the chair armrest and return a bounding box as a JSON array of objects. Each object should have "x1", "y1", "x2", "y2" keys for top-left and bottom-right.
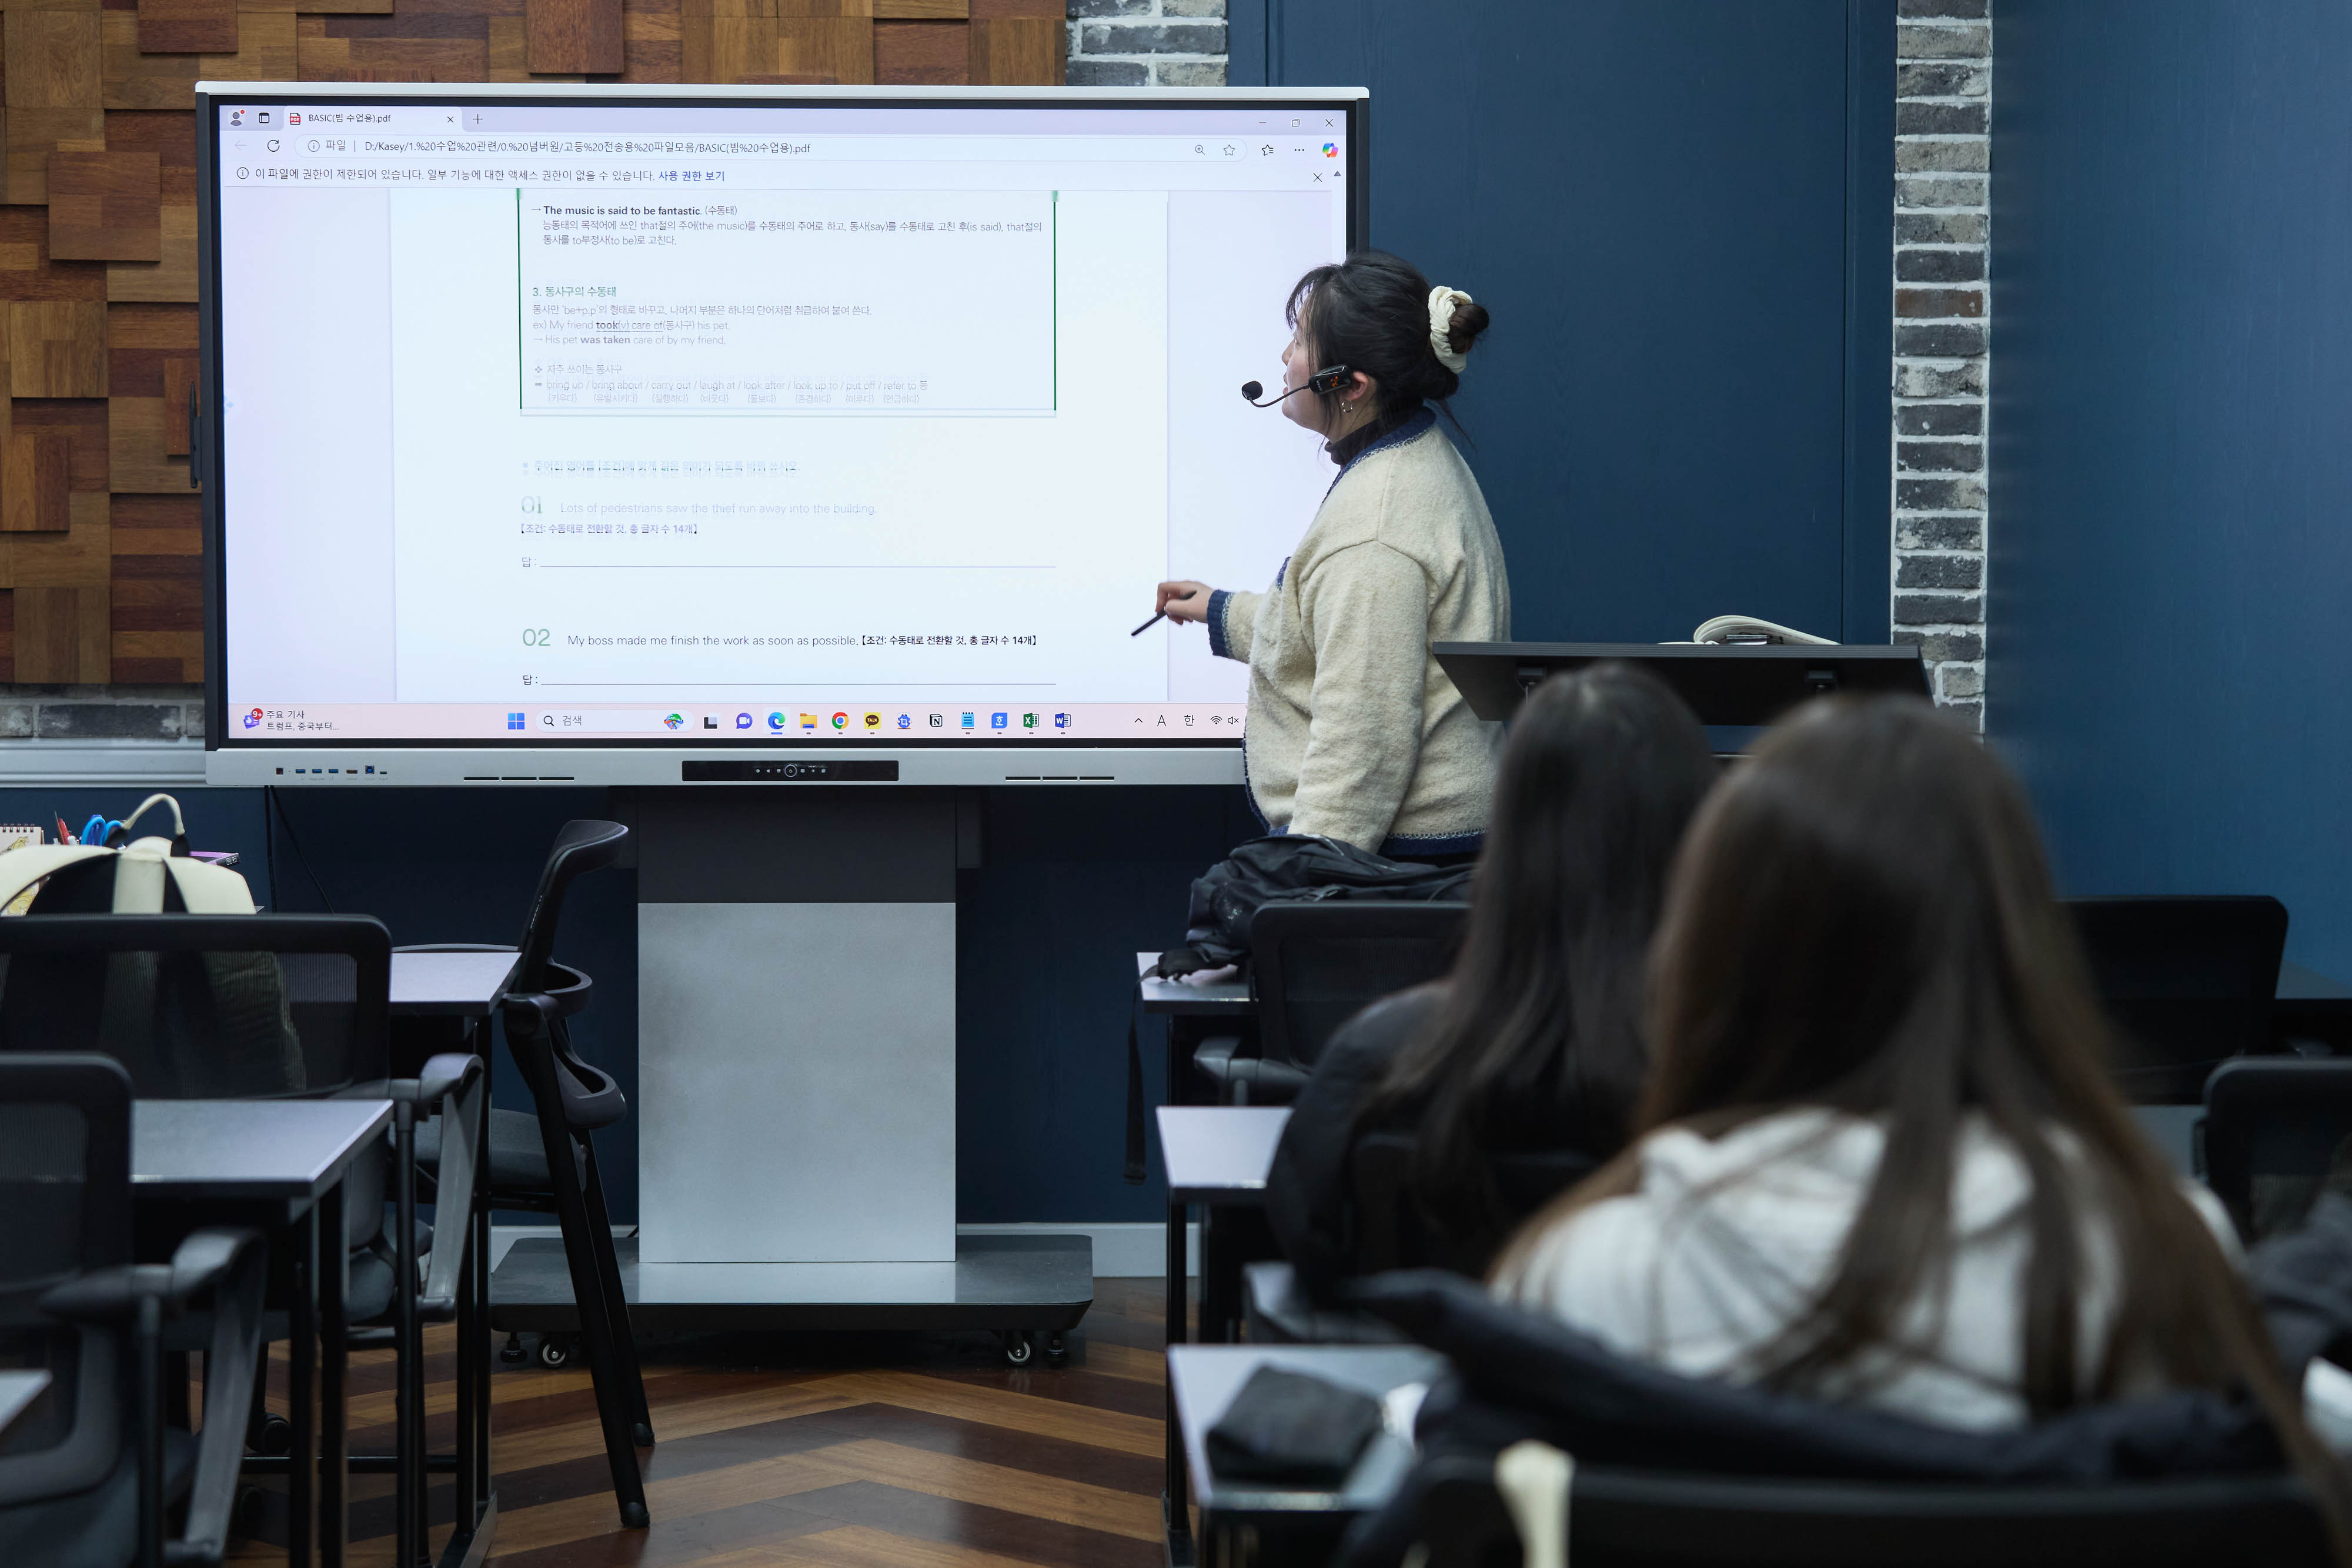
[
  {"x1": 501, "y1": 991, "x2": 627, "y2": 1131},
  {"x1": 38, "y1": 1228, "x2": 263, "y2": 1323},
  {"x1": 171, "y1": 1230, "x2": 269, "y2": 1566},
  {"x1": 417, "y1": 1064, "x2": 489, "y2": 1316},
  {"x1": 417, "y1": 1051, "x2": 483, "y2": 1105}
]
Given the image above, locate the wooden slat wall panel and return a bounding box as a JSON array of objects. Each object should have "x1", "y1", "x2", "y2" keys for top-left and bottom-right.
[
  {"x1": 109, "y1": 491, "x2": 199, "y2": 680},
  {"x1": 0, "y1": 0, "x2": 1059, "y2": 687},
  {"x1": 48, "y1": 149, "x2": 160, "y2": 259},
  {"x1": 526, "y1": 0, "x2": 620, "y2": 72},
  {"x1": 136, "y1": 0, "x2": 236, "y2": 54},
  {"x1": 969, "y1": 0, "x2": 1058, "y2": 85},
  {"x1": 871, "y1": 16, "x2": 962, "y2": 83}
]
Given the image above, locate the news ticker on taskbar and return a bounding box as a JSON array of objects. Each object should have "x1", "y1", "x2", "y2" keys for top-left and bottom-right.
[{"x1": 230, "y1": 702, "x2": 1247, "y2": 741}]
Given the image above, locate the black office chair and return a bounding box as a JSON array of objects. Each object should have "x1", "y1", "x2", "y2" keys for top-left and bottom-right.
[
  {"x1": 1247, "y1": 1132, "x2": 1596, "y2": 1345},
  {"x1": 1382, "y1": 1450, "x2": 2327, "y2": 1567},
  {"x1": 1195, "y1": 902, "x2": 1469, "y2": 1105},
  {"x1": 0, "y1": 1053, "x2": 269, "y2": 1568},
  {"x1": 407, "y1": 818, "x2": 653, "y2": 1529},
  {"x1": 2068, "y1": 895, "x2": 2288, "y2": 1104},
  {"x1": 2203, "y1": 1057, "x2": 2352, "y2": 1242},
  {"x1": 0, "y1": 914, "x2": 483, "y2": 1568}
]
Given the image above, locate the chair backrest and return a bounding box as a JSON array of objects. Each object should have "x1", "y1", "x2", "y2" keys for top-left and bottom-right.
[
  {"x1": 0, "y1": 914, "x2": 392, "y2": 1096},
  {"x1": 2203, "y1": 1057, "x2": 2352, "y2": 1240},
  {"x1": 0, "y1": 1054, "x2": 130, "y2": 1308},
  {"x1": 0, "y1": 1054, "x2": 132, "y2": 1490},
  {"x1": 1349, "y1": 1131, "x2": 1595, "y2": 1277},
  {"x1": 1251, "y1": 901, "x2": 1468, "y2": 1071},
  {"x1": 511, "y1": 821, "x2": 628, "y2": 991},
  {"x1": 2066, "y1": 896, "x2": 2287, "y2": 1104},
  {"x1": 1400, "y1": 1455, "x2": 2328, "y2": 1567}
]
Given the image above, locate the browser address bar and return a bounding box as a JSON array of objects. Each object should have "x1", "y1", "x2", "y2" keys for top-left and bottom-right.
[{"x1": 320, "y1": 135, "x2": 1301, "y2": 163}]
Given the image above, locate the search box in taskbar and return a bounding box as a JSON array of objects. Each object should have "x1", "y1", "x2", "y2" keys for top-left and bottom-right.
[{"x1": 537, "y1": 710, "x2": 679, "y2": 734}]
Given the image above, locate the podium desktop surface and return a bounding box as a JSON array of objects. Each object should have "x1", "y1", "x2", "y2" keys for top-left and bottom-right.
[{"x1": 1436, "y1": 641, "x2": 1931, "y2": 727}]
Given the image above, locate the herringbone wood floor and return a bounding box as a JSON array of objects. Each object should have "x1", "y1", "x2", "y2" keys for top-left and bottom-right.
[{"x1": 227, "y1": 1278, "x2": 1179, "y2": 1568}]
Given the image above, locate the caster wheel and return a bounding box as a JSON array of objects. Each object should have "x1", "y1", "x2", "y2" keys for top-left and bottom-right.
[
  {"x1": 537, "y1": 1334, "x2": 574, "y2": 1369},
  {"x1": 1044, "y1": 1332, "x2": 1068, "y2": 1368},
  {"x1": 250, "y1": 1412, "x2": 292, "y2": 1456},
  {"x1": 620, "y1": 1500, "x2": 650, "y2": 1530},
  {"x1": 1001, "y1": 1332, "x2": 1035, "y2": 1368},
  {"x1": 498, "y1": 1333, "x2": 529, "y2": 1366},
  {"x1": 632, "y1": 1421, "x2": 656, "y2": 1447},
  {"x1": 232, "y1": 1483, "x2": 269, "y2": 1539}
]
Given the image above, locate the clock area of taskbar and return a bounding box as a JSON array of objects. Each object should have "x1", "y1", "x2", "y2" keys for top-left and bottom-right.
[{"x1": 229, "y1": 701, "x2": 1249, "y2": 742}]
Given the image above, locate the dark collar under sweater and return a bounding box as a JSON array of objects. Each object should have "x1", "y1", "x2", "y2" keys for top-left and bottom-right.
[{"x1": 1324, "y1": 403, "x2": 1434, "y2": 472}]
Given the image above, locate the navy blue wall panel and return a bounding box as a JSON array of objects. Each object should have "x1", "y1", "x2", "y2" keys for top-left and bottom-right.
[
  {"x1": 1269, "y1": 0, "x2": 1874, "y2": 644},
  {"x1": 1990, "y1": 2, "x2": 2352, "y2": 977}
]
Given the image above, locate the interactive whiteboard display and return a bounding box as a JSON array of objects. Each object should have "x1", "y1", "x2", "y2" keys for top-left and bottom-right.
[{"x1": 198, "y1": 85, "x2": 1364, "y2": 784}]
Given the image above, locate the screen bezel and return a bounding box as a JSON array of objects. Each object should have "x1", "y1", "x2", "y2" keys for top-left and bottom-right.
[{"x1": 195, "y1": 83, "x2": 1370, "y2": 764}]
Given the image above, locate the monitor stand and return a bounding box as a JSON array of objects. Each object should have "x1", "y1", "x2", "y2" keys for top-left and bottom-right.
[{"x1": 489, "y1": 787, "x2": 1092, "y2": 1365}]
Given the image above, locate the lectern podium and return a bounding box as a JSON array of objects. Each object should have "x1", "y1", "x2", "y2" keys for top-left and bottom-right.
[{"x1": 1434, "y1": 641, "x2": 1931, "y2": 728}]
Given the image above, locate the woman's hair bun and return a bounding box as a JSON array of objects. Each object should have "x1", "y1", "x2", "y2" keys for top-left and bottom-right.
[{"x1": 1445, "y1": 297, "x2": 1491, "y2": 357}]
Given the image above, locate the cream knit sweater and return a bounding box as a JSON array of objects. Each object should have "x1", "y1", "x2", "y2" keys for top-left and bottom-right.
[{"x1": 1208, "y1": 409, "x2": 1510, "y2": 855}]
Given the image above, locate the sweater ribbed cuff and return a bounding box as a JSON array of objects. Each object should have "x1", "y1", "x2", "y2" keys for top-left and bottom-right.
[{"x1": 1206, "y1": 589, "x2": 1234, "y2": 660}]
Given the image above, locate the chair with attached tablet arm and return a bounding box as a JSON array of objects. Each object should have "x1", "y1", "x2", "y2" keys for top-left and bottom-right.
[
  {"x1": 1197, "y1": 901, "x2": 1469, "y2": 1106},
  {"x1": 2202, "y1": 1055, "x2": 2352, "y2": 1242},
  {"x1": 0, "y1": 1052, "x2": 269, "y2": 1568},
  {"x1": 1379, "y1": 1450, "x2": 2330, "y2": 1568},
  {"x1": 2067, "y1": 895, "x2": 2288, "y2": 1105},
  {"x1": 1247, "y1": 1132, "x2": 1596, "y2": 1345},
  {"x1": 405, "y1": 818, "x2": 653, "y2": 1528},
  {"x1": 0, "y1": 912, "x2": 484, "y2": 1567}
]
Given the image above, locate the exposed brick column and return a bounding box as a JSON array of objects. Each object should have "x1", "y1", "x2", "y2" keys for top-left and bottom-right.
[
  {"x1": 1066, "y1": 1, "x2": 1228, "y2": 87},
  {"x1": 1892, "y1": 0, "x2": 1992, "y2": 727}
]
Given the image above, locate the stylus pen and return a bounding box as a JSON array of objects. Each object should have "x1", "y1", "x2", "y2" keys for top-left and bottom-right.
[{"x1": 1131, "y1": 611, "x2": 1165, "y2": 636}]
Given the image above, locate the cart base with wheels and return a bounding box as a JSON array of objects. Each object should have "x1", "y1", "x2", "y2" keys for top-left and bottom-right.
[{"x1": 490, "y1": 1231, "x2": 1093, "y2": 1368}]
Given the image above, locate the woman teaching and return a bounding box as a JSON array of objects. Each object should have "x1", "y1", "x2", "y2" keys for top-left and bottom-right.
[{"x1": 1155, "y1": 251, "x2": 1510, "y2": 862}]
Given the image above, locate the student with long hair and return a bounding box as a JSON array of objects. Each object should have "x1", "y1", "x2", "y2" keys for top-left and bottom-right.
[
  {"x1": 1265, "y1": 662, "x2": 1718, "y2": 1297},
  {"x1": 1492, "y1": 697, "x2": 2350, "y2": 1523}
]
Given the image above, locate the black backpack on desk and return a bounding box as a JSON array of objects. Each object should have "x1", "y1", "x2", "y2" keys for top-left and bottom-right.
[{"x1": 1153, "y1": 835, "x2": 1474, "y2": 977}]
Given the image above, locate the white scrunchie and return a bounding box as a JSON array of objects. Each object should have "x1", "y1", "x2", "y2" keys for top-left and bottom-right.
[{"x1": 1428, "y1": 285, "x2": 1475, "y2": 373}]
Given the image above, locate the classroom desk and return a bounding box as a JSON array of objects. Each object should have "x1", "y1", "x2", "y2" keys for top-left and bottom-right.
[
  {"x1": 389, "y1": 950, "x2": 519, "y2": 1017},
  {"x1": 1168, "y1": 1343, "x2": 1446, "y2": 1566},
  {"x1": 1137, "y1": 951, "x2": 1255, "y2": 1116},
  {"x1": 0, "y1": 1369, "x2": 49, "y2": 1440},
  {"x1": 2276, "y1": 962, "x2": 2352, "y2": 1050},
  {"x1": 1157, "y1": 1104, "x2": 1289, "y2": 1568},
  {"x1": 134, "y1": 1097, "x2": 391, "y2": 1568}
]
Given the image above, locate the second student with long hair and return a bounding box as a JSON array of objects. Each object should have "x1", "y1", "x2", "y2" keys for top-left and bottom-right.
[{"x1": 1494, "y1": 697, "x2": 2351, "y2": 1537}]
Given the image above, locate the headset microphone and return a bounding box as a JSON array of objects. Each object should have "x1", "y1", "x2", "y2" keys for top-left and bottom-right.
[{"x1": 1240, "y1": 365, "x2": 1352, "y2": 407}]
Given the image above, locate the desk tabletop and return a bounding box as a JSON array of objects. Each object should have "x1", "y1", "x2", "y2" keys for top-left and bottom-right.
[
  {"x1": 2280, "y1": 962, "x2": 2352, "y2": 1004},
  {"x1": 0, "y1": 1369, "x2": 49, "y2": 1439},
  {"x1": 389, "y1": 950, "x2": 517, "y2": 1016},
  {"x1": 133, "y1": 1098, "x2": 392, "y2": 1202},
  {"x1": 1136, "y1": 951, "x2": 1253, "y2": 1015},
  {"x1": 1158, "y1": 1105, "x2": 1289, "y2": 1203},
  {"x1": 1169, "y1": 1344, "x2": 1446, "y2": 1519}
]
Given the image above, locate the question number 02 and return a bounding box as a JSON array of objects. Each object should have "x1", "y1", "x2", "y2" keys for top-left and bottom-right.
[{"x1": 522, "y1": 628, "x2": 550, "y2": 648}]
